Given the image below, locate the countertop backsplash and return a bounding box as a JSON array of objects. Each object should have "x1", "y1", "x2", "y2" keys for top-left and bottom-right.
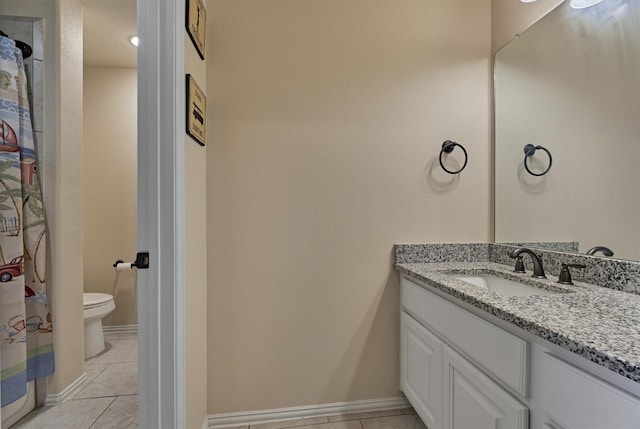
[{"x1": 395, "y1": 242, "x2": 640, "y2": 295}]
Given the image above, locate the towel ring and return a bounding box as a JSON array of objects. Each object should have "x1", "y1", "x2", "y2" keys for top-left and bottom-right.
[
  {"x1": 439, "y1": 140, "x2": 468, "y2": 175},
  {"x1": 523, "y1": 144, "x2": 552, "y2": 176}
]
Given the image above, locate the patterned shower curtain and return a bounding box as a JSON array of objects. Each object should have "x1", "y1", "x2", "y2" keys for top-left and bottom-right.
[{"x1": 0, "y1": 36, "x2": 53, "y2": 407}]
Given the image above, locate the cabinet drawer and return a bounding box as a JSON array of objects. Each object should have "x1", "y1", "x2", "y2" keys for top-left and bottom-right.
[
  {"x1": 402, "y1": 276, "x2": 528, "y2": 397},
  {"x1": 540, "y1": 353, "x2": 640, "y2": 428}
]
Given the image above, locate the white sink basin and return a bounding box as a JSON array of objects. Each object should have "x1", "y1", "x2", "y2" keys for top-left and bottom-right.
[{"x1": 455, "y1": 274, "x2": 559, "y2": 297}]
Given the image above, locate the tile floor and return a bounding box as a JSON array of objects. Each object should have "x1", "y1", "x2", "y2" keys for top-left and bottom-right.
[
  {"x1": 13, "y1": 332, "x2": 138, "y2": 429},
  {"x1": 234, "y1": 408, "x2": 427, "y2": 429},
  {"x1": 11, "y1": 332, "x2": 426, "y2": 429}
]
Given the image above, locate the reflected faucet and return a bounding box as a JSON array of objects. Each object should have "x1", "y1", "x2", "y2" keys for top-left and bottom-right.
[
  {"x1": 509, "y1": 248, "x2": 546, "y2": 278},
  {"x1": 586, "y1": 246, "x2": 614, "y2": 257}
]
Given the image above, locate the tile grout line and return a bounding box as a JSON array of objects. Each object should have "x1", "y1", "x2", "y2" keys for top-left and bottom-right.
[
  {"x1": 86, "y1": 396, "x2": 118, "y2": 429},
  {"x1": 73, "y1": 392, "x2": 128, "y2": 400},
  {"x1": 72, "y1": 362, "x2": 114, "y2": 400}
]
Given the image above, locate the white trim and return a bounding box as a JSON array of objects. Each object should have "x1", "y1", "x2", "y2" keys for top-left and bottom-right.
[
  {"x1": 44, "y1": 373, "x2": 88, "y2": 405},
  {"x1": 206, "y1": 397, "x2": 411, "y2": 428},
  {"x1": 137, "y1": 0, "x2": 186, "y2": 428},
  {"x1": 102, "y1": 324, "x2": 138, "y2": 334}
]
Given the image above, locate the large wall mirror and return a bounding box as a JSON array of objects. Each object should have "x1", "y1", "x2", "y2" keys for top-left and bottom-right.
[{"x1": 494, "y1": 0, "x2": 640, "y2": 261}]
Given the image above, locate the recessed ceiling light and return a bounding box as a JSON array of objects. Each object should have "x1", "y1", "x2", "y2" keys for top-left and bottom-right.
[
  {"x1": 570, "y1": 0, "x2": 603, "y2": 8},
  {"x1": 520, "y1": 0, "x2": 538, "y2": 2},
  {"x1": 129, "y1": 36, "x2": 139, "y2": 47}
]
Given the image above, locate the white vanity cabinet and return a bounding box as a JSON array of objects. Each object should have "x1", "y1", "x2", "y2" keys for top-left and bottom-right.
[
  {"x1": 401, "y1": 276, "x2": 529, "y2": 429},
  {"x1": 539, "y1": 353, "x2": 640, "y2": 429},
  {"x1": 400, "y1": 274, "x2": 640, "y2": 429}
]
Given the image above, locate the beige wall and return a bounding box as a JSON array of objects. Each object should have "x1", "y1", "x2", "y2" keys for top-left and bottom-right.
[
  {"x1": 184, "y1": 15, "x2": 208, "y2": 429},
  {"x1": 207, "y1": 0, "x2": 491, "y2": 414},
  {"x1": 51, "y1": 0, "x2": 85, "y2": 393},
  {"x1": 491, "y1": 0, "x2": 564, "y2": 53},
  {"x1": 83, "y1": 66, "x2": 137, "y2": 327}
]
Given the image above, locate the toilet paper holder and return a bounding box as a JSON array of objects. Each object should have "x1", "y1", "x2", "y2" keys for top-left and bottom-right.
[{"x1": 113, "y1": 252, "x2": 150, "y2": 270}]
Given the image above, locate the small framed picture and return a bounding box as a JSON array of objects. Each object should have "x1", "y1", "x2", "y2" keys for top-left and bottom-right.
[
  {"x1": 186, "y1": 74, "x2": 206, "y2": 146},
  {"x1": 186, "y1": 0, "x2": 206, "y2": 60}
]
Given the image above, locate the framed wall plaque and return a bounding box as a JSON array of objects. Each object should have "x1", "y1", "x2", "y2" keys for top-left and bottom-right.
[
  {"x1": 186, "y1": 74, "x2": 206, "y2": 146},
  {"x1": 186, "y1": 0, "x2": 206, "y2": 60}
]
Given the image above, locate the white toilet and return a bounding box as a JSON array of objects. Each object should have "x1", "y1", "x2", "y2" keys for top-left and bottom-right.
[{"x1": 83, "y1": 293, "x2": 116, "y2": 359}]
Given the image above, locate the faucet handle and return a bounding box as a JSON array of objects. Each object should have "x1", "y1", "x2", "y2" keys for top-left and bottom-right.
[
  {"x1": 513, "y1": 256, "x2": 525, "y2": 273},
  {"x1": 557, "y1": 263, "x2": 586, "y2": 285}
]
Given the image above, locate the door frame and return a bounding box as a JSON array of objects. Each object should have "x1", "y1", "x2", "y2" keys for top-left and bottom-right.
[{"x1": 137, "y1": 0, "x2": 187, "y2": 427}]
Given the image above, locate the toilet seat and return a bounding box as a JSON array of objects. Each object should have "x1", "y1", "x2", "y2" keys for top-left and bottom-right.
[{"x1": 83, "y1": 293, "x2": 114, "y2": 309}]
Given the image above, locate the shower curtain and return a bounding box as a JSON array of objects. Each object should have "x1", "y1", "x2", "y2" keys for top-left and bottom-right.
[{"x1": 0, "y1": 36, "x2": 53, "y2": 407}]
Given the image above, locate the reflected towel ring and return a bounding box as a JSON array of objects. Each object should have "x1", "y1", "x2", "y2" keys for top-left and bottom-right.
[
  {"x1": 523, "y1": 144, "x2": 552, "y2": 176},
  {"x1": 439, "y1": 140, "x2": 468, "y2": 175}
]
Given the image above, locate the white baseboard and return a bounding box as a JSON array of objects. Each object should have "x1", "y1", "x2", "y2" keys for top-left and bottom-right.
[
  {"x1": 44, "y1": 372, "x2": 88, "y2": 405},
  {"x1": 206, "y1": 396, "x2": 410, "y2": 428},
  {"x1": 103, "y1": 324, "x2": 138, "y2": 334}
]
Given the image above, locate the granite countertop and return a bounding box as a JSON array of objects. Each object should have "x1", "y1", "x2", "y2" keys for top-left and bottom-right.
[{"x1": 396, "y1": 261, "x2": 640, "y2": 384}]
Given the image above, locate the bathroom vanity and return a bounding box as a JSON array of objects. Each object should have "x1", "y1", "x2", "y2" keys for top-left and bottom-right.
[
  {"x1": 397, "y1": 1, "x2": 640, "y2": 426},
  {"x1": 395, "y1": 244, "x2": 640, "y2": 429}
]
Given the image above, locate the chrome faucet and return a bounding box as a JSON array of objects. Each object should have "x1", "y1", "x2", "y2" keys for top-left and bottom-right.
[{"x1": 509, "y1": 248, "x2": 546, "y2": 278}]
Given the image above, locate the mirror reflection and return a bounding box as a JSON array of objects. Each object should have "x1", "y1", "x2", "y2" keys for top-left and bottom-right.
[{"x1": 494, "y1": 0, "x2": 640, "y2": 261}]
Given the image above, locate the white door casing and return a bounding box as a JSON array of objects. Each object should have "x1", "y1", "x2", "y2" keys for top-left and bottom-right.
[{"x1": 137, "y1": 0, "x2": 186, "y2": 428}]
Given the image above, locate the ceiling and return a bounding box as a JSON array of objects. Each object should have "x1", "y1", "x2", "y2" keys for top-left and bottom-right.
[{"x1": 83, "y1": 0, "x2": 137, "y2": 68}]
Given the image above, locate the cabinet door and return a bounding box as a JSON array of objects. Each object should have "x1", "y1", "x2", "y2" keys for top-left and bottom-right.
[
  {"x1": 401, "y1": 312, "x2": 443, "y2": 429},
  {"x1": 540, "y1": 353, "x2": 640, "y2": 429},
  {"x1": 443, "y1": 345, "x2": 528, "y2": 429}
]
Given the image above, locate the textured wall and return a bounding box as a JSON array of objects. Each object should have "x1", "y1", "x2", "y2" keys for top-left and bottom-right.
[
  {"x1": 83, "y1": 66, "x2": 138, "y2": 327},
  {"x1": 184, "y1": 12, "x2": 209, "y2": 429},
  {"x1": 51, "y1": 0, "x2": 85, "y2": 395},
  {"x1": 207, "y1": 0, "x2": 491, "y2": 414}
]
